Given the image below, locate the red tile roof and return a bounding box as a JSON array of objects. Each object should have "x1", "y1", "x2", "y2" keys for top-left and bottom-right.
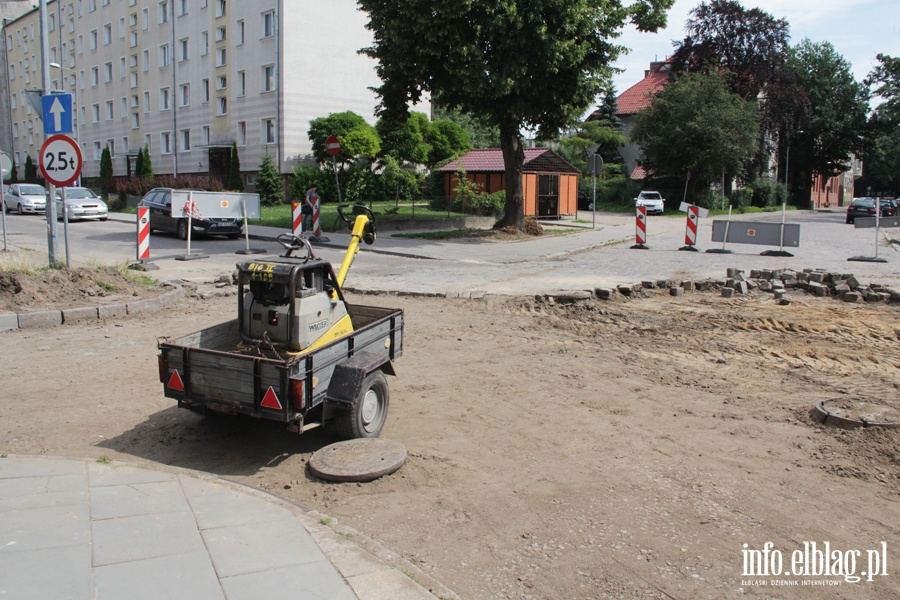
[
  {"x1": 616, "y1": 59, "x2": 672, "y2": 115},
  {"x1": 437, "y1": 148, "x2": 577, "y2": 174},
  {"x1": 630, "y1": 165, "x2": 647, "y2": 180}
]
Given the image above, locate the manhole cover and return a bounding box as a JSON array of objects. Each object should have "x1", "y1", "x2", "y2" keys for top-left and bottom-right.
[
  {"x1": 308, "y1": 438, "x2": 407, "y2": 482},
  {"x1": 810, "y1": 398, "x2": 900, "y2": 429}
]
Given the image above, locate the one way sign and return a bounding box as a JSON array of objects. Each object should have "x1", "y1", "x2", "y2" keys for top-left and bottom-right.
[{"x1": 41, "y1": 93, "x2": 73, "y2": 135}]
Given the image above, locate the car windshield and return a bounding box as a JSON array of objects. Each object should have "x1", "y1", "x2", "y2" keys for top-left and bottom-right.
[
  {"x1": 19, "y1": 185, "x2": 46, "y2": 195},
  {"x1": 64, "y1": 189, "x2": 97, "y2": 199},
  {"x1": 851, "y1": 198, "x2": 875, "y2": 207},
  {"x1": 641, "y1": 193, "x2": 662, "y2": 200}
]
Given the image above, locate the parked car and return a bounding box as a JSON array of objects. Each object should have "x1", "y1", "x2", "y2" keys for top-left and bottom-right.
[
  {"x1": 56, "y1": 187, "x2": 108, "y2": 221},
  {"x1": 846, "y1": 197, "x2": 878, "y2": 223},
  {"x1": 878, "y1": 198, "x2": 897, "y2": 217},
  {"x1": 577, "y1": 190, "x2": 594, "y2": 211},
  {"x1": 3, "y1": 183, "x2": 48, "y2": 215},
  {"x1": 138, "y1": 188, "x2": 243, "y2": 240},
  {"x1": 634, "y1": 190, "x2": 665, "y2": 215}
]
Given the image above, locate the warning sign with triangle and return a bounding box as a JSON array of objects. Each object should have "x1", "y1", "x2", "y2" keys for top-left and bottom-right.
[
  {"x1": 260, "y1": 386, "x2": 282, "y2": 410},
  {"x1": 167, "y1": 370, "x2": 185, "y2": 391}
]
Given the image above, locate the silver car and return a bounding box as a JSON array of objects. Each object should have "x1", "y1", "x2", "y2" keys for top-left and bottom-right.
[
  {"x1": 56, "y1": 187, "x2": 108, "y2": 221},
  {"x1": 634, "y1": 191, "x2": 666, "y2": 215},
  {"x1": 3, "y1": 183, "x2": 49, "y2": 214}
]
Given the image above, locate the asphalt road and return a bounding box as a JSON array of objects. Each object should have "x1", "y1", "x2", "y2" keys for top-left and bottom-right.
[{"x1": 1, "y1": 208, "x2": 898, "y2": 295}]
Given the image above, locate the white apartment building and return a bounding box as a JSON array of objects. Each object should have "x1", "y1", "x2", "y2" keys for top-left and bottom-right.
[{"x1": 3, "y1": 0, "x2": 419, "y2": 186}]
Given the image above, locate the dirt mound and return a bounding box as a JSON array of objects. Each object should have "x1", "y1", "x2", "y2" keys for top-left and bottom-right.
[{"x1": 0, "y1": 266, "x2": 164, "y2": 312}]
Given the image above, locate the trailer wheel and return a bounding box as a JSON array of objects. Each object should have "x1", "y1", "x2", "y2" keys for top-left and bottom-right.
[
  {"x1": 177, "y1": 219, "x2": 188, "y2": 240},
  {"x1": 334, "y1": 371, "x2": 389, "y2": 439}
]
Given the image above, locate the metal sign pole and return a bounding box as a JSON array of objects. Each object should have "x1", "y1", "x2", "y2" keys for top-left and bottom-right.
[
  {"x1": 332, "y1": 154, "x2": 342, "y2": 204},
  {"x1": 0, "y1": 168, "x2": 6, "y2": 252},
  {"x1": 874, "y1": 203, "x2": 880, "y2": 261},
  {"x1": 61, "y1": 186, "x2": 70, "y2": 267}
]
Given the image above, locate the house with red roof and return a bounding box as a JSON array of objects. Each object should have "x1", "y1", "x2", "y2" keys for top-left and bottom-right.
[
  {"x1": 615, "y1": 58, "x2": 673, "y2": 180},
  {"x1": 437, "y1": 148, "x2": 580, "y2": 218}
]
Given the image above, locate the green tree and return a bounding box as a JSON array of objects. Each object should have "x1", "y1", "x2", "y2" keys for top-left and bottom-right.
[
  {"x1": 24, "y1": 155, "x2": 36, "y2": 182},
  {"x1": 137, "y1": 144, "x2": 154, "y2": 179},
  {"x1": 226, "y1": 142, "x2": 244, "y2": 191},
  {"x1": 432, "y1": 103, "x2": 500, "y2": 149},
  {"x1": 255, "y1": 153, "x2": 282, "y2": 206},
  {"x1": 377, "y1": 112, "x2": 429, "y2": 165},
  {"x1": 784, "y1": 40, "x2": 869, "y2": 206},
  {"x1": 423, "y1": 119, "x2": 471, "y2": 168},
  {"x1": 134, "y1": 147, "x2": 144, "y2": 178},
  {"x1": 99, "y1": 146, "x2": 114, "y2": 196},
  {"x1": 9, "y1": 162, "x2": 18, "y2": 184},
  {"x1": 631, "y1": 71, "x2": 760, "y2": 197},
  {"x1": 308, "y1": 111, "x2": 380, "y2": 165},
  {"x1": 867, "y1": 53, "x2": 900, "y2": 125},
  {"x1": 358, "y1": 0, "x2": 674, "y2": 231}
]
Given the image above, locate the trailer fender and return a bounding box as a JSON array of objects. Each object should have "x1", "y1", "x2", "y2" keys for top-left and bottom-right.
[{"x1": 326, "y1": 352, "x2": 394, "y2": 405}]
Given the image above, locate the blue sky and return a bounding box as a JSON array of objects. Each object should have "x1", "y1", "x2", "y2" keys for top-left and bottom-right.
[{"x1": 610, "y1": 0, "x2": 900, "y2": 102}]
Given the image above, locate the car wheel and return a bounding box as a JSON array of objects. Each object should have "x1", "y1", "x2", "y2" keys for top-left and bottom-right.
[
  {"x1": 99, "y1": 216, "x2": 108, "y2": 221},
  {"x1": 177, "y1": 219, "x2": 188, "y2": 240},
  {"x1": 333, "y1": 371, "x2": 389, "y2": 439},
  {"x1": 227, "y1": 232, "x2": 240, "y2": 240},
  {"x1": 17, "y1": 204, "x2": 24, "y2": 215},
  {"x1": 846, "y1": 217, "x2": 853, "y2": 224}
]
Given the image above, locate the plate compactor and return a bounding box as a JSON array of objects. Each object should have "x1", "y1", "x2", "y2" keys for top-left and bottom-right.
[{"x1": 237, "y1": 204, "x2": 376, "y2": 353}]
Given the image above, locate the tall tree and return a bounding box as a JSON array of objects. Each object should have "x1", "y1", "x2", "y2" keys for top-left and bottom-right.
[
  {"x1": 631, "y1": 71, "x2": 760, "y2": 194},
  {"x1": 377, "y1": 112, "x2": 429, "y2": 165},
  {"x1": 138, "y1": 144, "x2": 154, "y2": 179},
  {"x1": 255, "y1": 153, "x2": 282, "y2": 206},
  {"x1": 423, "y1": 119, "x2": 471, "y2": 168},
  {"x1": 867, "y1": 53, "x2": 900, "y2": 125},
  {"x1": 584, "y1": 86, "x2": 626, "y2": 165},
  {"x1": 99, "y1": 146, "x2": 114, "y2": 196},
  {"x1": 432, "y1": 103, "x2": 500, "y2": 149},
  {"x1": 358, "y1": 0, "x2": 675, "y2": 231},
  {"x1": 24, "y1": 155, "x2": 36, "y2": 182},
  {"x1": 784, "y1": 40, "x2": 869, "y2": 206},
  {"x1": 226, "y1": 142, "x2": 244, "y2": 191}
]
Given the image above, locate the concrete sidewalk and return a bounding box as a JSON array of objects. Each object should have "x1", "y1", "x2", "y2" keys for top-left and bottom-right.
[{"x1": 0, "y1": 455, "x2": 450, "y2": 600}]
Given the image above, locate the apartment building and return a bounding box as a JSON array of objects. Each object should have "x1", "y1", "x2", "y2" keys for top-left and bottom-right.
[{"x1": 3, "y1": 0, "x2": 414, "y2": 185}]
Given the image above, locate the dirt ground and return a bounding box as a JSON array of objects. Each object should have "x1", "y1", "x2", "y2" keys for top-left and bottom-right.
[{"x1": 1, "y1": 276, "x2": 899, "y2": 599}]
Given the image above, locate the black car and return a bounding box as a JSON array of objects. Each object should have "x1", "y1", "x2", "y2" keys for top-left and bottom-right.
[
  {"x1": 846, "y1": 197, "x2": 877, "y2": 224},
  {"x1": 878, "y1": 198, "x2": 898, "y2": 217},
  {"x1": 139, "y1": 188, "x2": 243, "y2": 239}
]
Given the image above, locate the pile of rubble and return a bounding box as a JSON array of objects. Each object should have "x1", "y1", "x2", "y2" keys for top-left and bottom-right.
[{"x1": 593, "y1": 268, "x2": 899, "y2": 305}]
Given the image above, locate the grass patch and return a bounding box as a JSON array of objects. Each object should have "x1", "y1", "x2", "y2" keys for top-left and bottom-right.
[
  {"x1": 319, "y1": 517, "x2": 331, "y2": 526},
  {"x1": 96, "y1": 456, "x2": 111, "y2": 464},
  {"x1": 248, "y1": 201, "x2": 475, "y2": 233}
]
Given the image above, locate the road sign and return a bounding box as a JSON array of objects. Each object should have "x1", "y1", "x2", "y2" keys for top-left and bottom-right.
[
  {"x1": 42, "y1": 93, "x2": 73, "y2": 135},
  {"x1": 325, "y1": 135, "x2": 341, "y2": 156},
  {"x1": 39, "y1": 134, "x2": 82, "y2": 187}
]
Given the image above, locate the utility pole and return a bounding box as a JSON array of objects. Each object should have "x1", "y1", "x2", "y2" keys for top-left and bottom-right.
[{"x1": 39, "y1": 0, "x2": 60, "y2": 265}]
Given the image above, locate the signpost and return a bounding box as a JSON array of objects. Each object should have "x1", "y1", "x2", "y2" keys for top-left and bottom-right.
[
  {"x1": 39, "y1": 134, "x2": 82, "y2": 187},
  {"x1": 585, "y1": 145, "x2": 602, "y2": 229},
  {"x1": 326, "y1": 135, "x2": 342, "y2": 205},
  {"x1": 0, "y1": 152, "x2": 10, "y2": 253},
  {"x1": 41, "y1": 93, "x2": 73, "y2": 135}
]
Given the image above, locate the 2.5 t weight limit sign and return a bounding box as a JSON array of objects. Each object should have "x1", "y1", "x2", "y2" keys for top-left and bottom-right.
[{"x1": 39, "y1": 134, "x2": 83, "y2": 187}]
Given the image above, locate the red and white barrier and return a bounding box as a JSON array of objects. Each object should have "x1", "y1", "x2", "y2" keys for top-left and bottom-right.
[
  {"x1": 312, "y1": 196, "x2": 321, "y2": 238},
  {"x1": 684, "y1": 205, "x2": 699, "y2": 246},
  {"x1": 292, "y1": 201, "x2": 303, "y2": 237},
  {"x1": 137, "y1": 206, "x2": 150, "y2": 260},
  {"x1": 630, "y1": 206, "x2": 649, "y2": 249}
]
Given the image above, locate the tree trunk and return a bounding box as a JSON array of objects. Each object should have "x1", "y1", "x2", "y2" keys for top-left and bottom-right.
[{"x1": 495, "y1": 122, "x2": 525, "y2": 230}]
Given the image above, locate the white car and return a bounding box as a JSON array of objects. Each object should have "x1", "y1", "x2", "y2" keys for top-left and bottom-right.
[
  {"x1": 3, "y1": 183, "x2": 49, "y2": 215},
  {"x1": 634, "y1": 191, "x2": 665, "y2": 215},
  {"x1": 56, "y1": 187, "x2": 108, "y2": 221}
]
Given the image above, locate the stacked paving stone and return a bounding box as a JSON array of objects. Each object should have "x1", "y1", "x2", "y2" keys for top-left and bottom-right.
[{"x1": 590, "y1": 268, "x2": 899, "y2": 305}]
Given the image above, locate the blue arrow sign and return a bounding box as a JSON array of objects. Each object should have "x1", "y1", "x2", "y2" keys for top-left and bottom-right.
[{"x1": 41, "y1": 93, "x2": 73, "y2": 135}]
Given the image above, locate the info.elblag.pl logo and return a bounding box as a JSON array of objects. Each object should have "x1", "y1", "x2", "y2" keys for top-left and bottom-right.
[{"x1": 741, "y1": 541, "x2": 889, "y2": 586}]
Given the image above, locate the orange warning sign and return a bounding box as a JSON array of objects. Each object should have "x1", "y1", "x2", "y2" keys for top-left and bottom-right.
[{"x1": 260, "y1": 386, "x2": 282, "y2": 410}]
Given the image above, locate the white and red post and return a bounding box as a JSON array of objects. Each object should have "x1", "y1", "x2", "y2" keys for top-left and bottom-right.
[
  {"x1": 679, "y1": 205, "x2": 700, "y2": 251},
  {"x1": 312, "y1": 196, "x2": 322, "y2": 238},
  {"x1": 631, "y1": 206, "x2": 649, "y2": 249},
  {"x1": 292, "y1": 201, "x2": 303, "y2": 236},
  {"x1": 136, "y1": 206, "x2": 150, "y2": 260}
]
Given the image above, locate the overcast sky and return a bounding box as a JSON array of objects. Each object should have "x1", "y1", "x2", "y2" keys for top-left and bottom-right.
[{"x1": 610, "y1": 0, "x2": 900, "y2": 101}]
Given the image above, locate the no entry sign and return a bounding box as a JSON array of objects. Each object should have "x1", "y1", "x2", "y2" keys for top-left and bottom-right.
[
  {"x1": 325, "y1": 135, "x2": 341, "y2": 156},
  {"x1": 39, "y1": 134, "x2": 82, "y2": 187}
]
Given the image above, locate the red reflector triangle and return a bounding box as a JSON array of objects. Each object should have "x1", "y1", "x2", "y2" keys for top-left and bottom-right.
[
  {"x1": 260, "y1": 386, "x2": 282, "y2": 410},
  {"x1": 167, "y1": 370, "x2": 185, "y2": 391}
]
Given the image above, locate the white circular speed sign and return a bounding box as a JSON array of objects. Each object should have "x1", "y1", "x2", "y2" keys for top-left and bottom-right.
[{"x1": 39, "y1": 134, "x2": 83, "y2": 187}]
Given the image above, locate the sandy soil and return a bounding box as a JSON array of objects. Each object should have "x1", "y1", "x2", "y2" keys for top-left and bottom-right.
[{"x1": 1, "y1": 282, "x2": 898, "y2": 599}]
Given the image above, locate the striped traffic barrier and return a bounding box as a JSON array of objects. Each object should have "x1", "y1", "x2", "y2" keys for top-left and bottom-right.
[
  {"x1": 292, "y1": 201, "x2": 304, "y2": 237},
  {"x1": 312, "y1": 196, "x2": 322, "y2": 238},
  {"x1": 630, "y1": 206, "x2": 649, "y2": 249},
  {"x1": 137, "y1": 206, "x2": 150, "y2": 260},
  {"x1": 679, "y1": 205, "x2": 700, "y2": 251}
]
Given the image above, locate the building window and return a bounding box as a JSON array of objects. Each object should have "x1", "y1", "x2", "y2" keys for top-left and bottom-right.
[
  {"x1": 181, "y1": 129, "x2": 191, "y2": 152},
  {"x1": 216, "y1": 75, "x2": 226, "y2": 90},
  {"x1": 129, "y1": 13, "x2": 137, "y2": 27},
  {"x1": 159, "y1": 44, "x2": 170, "y2": 67},
  {"x1": 237, "y1": 121, "x2": 246, "y2": 146},
  {"x1": 103, "y1": 23, "x2": 111, "y2": 45},
  {"x1": 217, "y1": 97, "x2": 226, "y2": 116},
  {"x1": 12, "y1": 123, "x2": 18, "y2": 138},
  {"x1": 89, "y1": 29, "x2": 97, "y2": 50},
  {"x1": 94, "y1": 141, "x2": 102, "y2": 160},
  {"x1": 215, "y1": 26, "x2": 225, "y2": 42},
  {"x1": 130, "y1": 54, "x2": 137, "y2": 68},
  {"x1": 131, "y1": 94, "x2": 139, "y2": 107},
  {"x1": 236, "y1": 19, "x2": 244, "y2": 45},
  {"x1": 201, "y1": 31, "x2": 209, "y2": 55},
  {"x1": 160, "y1": 132, "x2": 171, "y2": 154},
  {"x1": 120, "y1": 97, "x2": 127, "y2": 116},
  {"x1": 130, "y1": 72, "x2": 138, "y2": 88},
  {"x1": 88, "y1": 0, "x2": 96, "y2": 13},
  {"x1": 179, "y1": 38, "x2": 188, "y2": 61},
  {"x1": 179, "y1": 84, "x2": 189, "y2": 106},
  {"x1": 263, "y1": 118, "x2": 276, "y2": 144},
  {"x1": 90, "y1": 66, "x2": 99, "y2": 86},
  {"x1": 119, "y1": 17, "x2": 126, "y2": 39},
  {"x1": 144, "y1": 135, "x2": 151, "y2": 153},
  {"x1": 91, "y1": 104, "x2": 100, "y2": 123},
  {"x1": 262, "y1": 64, "x2": 275, "y2": 92},
  {"x1": 105, "y1": 100, "x2": 114, "y2": 120},
  {"x1": 201, "y1": 79, "x2": 209, "y2": 102},
  {"x1": 129, "y1": 31, "x2": 137, "y2": 48},
  {"x1": 119, "y1": 57, "x2": 126, "y2": 78},
  {"x1": 261, "y1": 10, "x2": 275, "y2": 38},
  {"x1": 237, "y1": 70, "x2": 245, "y2": 96},
  {"x1": 141, "y1": 8, "x2": 149, "y2": 30},
  {"x1": 142, "y1": 49, "x2": 149, "y2": 71},
  {"x1": 215, "y1": 0, "x2": 225, "y2": 18},
  {"x1": 178, "y1": 0, "x2": 188, "y2": 17},
  {"x1": 160, "y1": 87, "x2": 170, "y2": 111},
  {"x1": 159, "y1": 1, "x2": 169, "y2": 24},
  {"x1": 104, "y1": 61, "x2": 112, "y2": 82},
  {"x1": 122, "y1": 138, "x2": 128, "y2": 154},
  {"x1": 202, "y1": 126, "x2": 210, "y2": 145},
  {"x1": 106, "y1": 140, "x2": 115, "y2": 157},
  {"x1": 216, "y1": 47, "x2": 226, "y2": 67},
  {"x1": 131, "y1": 113, "x2": 139, "y2": 129},
  {"x1": 143, "y1": 91, "x2": 150, "y2": 112}
]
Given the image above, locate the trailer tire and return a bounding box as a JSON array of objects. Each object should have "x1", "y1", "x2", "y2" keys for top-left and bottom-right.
[
  {"x1": 333, "y1": 371, "x2": 389, "y2": 439},
  {"x1": 177, "y1": 219, "x2": 189, "y2": 240}
]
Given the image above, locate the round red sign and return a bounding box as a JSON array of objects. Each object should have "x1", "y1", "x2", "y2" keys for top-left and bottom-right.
[{"x1": 325, "y1": 135, "x2": 341, "y2": 156}]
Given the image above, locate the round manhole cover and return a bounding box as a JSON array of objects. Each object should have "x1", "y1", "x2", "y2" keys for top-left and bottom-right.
[
  {"x1": 811, "y1": 398, "x2": 900, "y2": 429},
  {"x1": 309, "y1": 438, "x2": 407, "y2": 482}
]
